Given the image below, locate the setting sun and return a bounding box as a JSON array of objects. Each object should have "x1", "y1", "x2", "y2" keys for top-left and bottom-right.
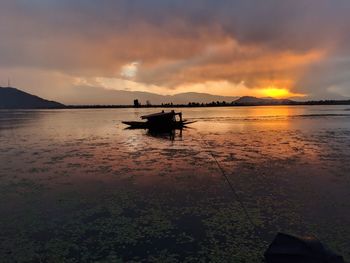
[
  {"x1": 261, "y1": 87, "x2": 290, "y2": 98},
  {"x1": 259, "y1": 87, "x2": 305, "y2": 99}
]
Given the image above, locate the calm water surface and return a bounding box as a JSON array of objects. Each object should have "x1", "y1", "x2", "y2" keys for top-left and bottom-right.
[{"x1": 1, "y1": 106, "x2": 350, "y2": 262}]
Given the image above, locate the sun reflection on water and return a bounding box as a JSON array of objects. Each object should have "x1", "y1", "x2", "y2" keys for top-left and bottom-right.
[{"x1": 1, "y1": 106, "x2": 350, "y2": 262}]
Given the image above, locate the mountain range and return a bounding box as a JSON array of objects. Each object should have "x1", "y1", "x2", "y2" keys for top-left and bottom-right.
[
  {"x1": 1, "y1": 86, "x2": 242, "y2": 108},
  {"x1": 1, "y1": 86, "x2": 349, "y2": 109},
  {"x1": 59, "y1": 85, "x2": 239, "y2": 105},
  {"x1": 234, "y1": 96, "x2": 294, "y2": 105}
]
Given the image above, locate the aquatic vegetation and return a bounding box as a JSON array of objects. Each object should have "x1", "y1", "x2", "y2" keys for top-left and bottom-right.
[{"x1": 0, "y1": 107, "x2": 350, "y2": 261}]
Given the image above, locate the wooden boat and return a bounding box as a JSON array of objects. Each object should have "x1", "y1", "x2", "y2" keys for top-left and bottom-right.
[{"x1": 122, "y1": 110, "x2": 195, "y2": 130}]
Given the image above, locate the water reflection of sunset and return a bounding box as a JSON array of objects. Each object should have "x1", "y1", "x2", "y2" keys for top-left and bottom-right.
[
  {"x1": 242, "y1": 106, "x2": 295, "y2": 118},
  {"x1": 192, "y1": 106, "x2": 298, "y2": 133},
  {"x1": 1, "y1": 107, "x2": 350, "y2": 262}
]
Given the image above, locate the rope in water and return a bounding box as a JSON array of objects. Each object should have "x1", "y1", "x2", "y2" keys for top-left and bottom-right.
[{"x1": 200, "y1": 135, "x2": 264, "y2": 240}]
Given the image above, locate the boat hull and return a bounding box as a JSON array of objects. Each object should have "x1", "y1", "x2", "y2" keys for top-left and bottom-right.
[{"x1": 122, "y1": 121, "x2": 195, "y2": 130}]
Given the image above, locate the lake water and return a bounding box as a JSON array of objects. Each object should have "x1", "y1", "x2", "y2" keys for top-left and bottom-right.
[{"x1": 1, "y1": 106, "x2": 350, "y2": 262}]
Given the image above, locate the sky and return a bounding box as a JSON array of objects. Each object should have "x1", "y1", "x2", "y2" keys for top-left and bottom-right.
[{"x1": 1, "y1": 0, "x2": 350, "y2": 104}]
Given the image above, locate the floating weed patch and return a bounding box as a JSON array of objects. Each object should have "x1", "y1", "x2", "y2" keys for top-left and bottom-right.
[{"x1": 1, "y1": 111, "x2": 350, "y2": 262}]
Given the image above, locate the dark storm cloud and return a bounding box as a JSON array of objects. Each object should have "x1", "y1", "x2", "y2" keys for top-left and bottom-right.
[{"x1": 0, "y1": 0, "x2": 350, "y2": 99}]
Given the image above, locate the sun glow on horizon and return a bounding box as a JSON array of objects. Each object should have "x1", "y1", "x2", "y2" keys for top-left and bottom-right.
[{"x1": 259, "y1": 87, "x2": 306, "y2": 99}]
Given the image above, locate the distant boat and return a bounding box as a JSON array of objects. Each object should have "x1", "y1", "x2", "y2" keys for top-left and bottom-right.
[{"x1": 122, "y1": 110, "x2": 195, "y2": 130}]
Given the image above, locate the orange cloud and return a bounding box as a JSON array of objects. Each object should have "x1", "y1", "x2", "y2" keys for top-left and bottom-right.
[{"x1": 2, "y1": 0, "x2": 345, "y2": 102}]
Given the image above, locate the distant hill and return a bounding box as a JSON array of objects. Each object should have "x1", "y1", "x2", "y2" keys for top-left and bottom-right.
[
  {"x1": 0, "y1": 87, "x2": 65, "y2": 109},
  {"x1": 169, "y1": 92, "x2": 238, "y2": 104},
  {"x1": 61, "y1": 85, "x2": 239, "y2": 105},
  {"x1": 3, "y1": 86, "x2": 349, "y2": 108},
  {"x1": 233, "y1": 96, "x2": 295, "y2": 105}
]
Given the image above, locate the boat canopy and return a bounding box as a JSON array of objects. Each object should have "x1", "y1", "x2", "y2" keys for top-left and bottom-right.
[{"x1": 141, "y1": 111, "x2": 182, "y2": 122}]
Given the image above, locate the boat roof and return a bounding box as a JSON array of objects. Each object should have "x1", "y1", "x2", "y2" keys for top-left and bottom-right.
[{"x1": 141, "y1": 111, "x2": 178, "y2": 120}]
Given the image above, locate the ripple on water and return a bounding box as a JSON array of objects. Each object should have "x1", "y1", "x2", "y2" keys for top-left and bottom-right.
[{"x1": 1, "y1": 107, "x2": 350, "y2": 262}]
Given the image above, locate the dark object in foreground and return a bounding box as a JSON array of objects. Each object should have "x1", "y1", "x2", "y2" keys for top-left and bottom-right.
[
  {"x1": 122, "y1": 111, "x2": 195, "y2": 130},
  {"x1": 264, "y1": 233, "x2": 345, "y2": 263}
]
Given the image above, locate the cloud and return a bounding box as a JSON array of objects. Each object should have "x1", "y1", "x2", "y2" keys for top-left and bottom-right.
[
  {"x1": 120, "y1": 61, "x2": 140, "y2": 79},
  {"x1": 0, "y1": 0, "x2": 350, "y2": 101}
]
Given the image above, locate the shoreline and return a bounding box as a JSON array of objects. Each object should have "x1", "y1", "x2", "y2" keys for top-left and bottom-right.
[{"x1": 1, "y1": 101, "x2": 350, "y2": 110}]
